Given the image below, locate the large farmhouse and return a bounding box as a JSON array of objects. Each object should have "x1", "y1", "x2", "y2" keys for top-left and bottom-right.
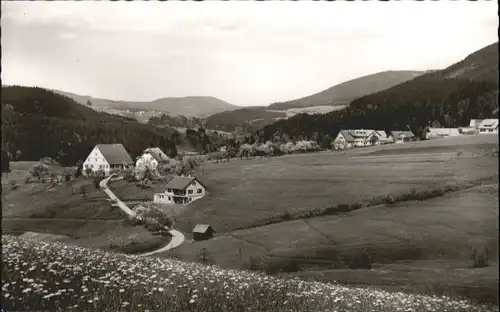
[
  {"x1": 135, "y1": 147, "x2": 170, "y2": 170},
  {"x1": 333, "y1": 129, "x2": 379, "y2": 149},
  {"x1": 83, "y1": 144, "x2": 134, "y2": 177},
  {"x1": 153, "y1": 176, "x2": 206, "y2": 204}
]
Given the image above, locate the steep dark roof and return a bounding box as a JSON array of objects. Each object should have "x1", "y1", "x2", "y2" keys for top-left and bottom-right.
[
  {"x1": 145, "y1": 147, "x2": 170, "y2": 162},
  {"x1": 165, "y1": 176, "x2": 196, "y2": 190},
  {"x1": 96, "y1": 144, "x2": 134, "y2": 165},
  {"x1": 193, "y1": 224, "x2": 214, "y2": 234},
  {"x1": 339, "y1": 130, "x2": 355, "y2": 142}
]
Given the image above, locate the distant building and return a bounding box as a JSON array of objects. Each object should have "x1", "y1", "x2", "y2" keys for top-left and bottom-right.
[
  {"x1": 389, "y1": 131, "x2": 417, "y2": 143},
  {"x1": 373, "y1": 130, "x2": 391, "y2": 144},
  {"x1": 83, "y1": 144, "x2": 134, "y2": 177},
  {"x1": 153, "y1": 176, "x2": 206, "y2": 204},
  {"x1": 477, "y1": 119, "x2": 498, "y2": 134},
  {"x1": 333, "y1": 129, "x2": 378, "y2": 149},
  {"x1": 192, "y1": 224, "x2": 215, "y2": 241},
  {"x1": 136, "y1": 147, "x2": 170, "y2": 170},
  {"x1": 425, "y1": 128, "x2": 461, "y2": 140}
]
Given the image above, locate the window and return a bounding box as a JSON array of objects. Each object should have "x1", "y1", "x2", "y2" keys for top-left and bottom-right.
[
  {"x1": 85, "y1": 164, "x2": 89, "y2": 168},
  {"x1": 188, "y1": 190, "x2": 193, "y2": 194},
  {"x1": 90, "y1": 165, "x2": 94, "y2": 168},
  {"x1": 168, "y1": 196, "x2": 171, "y2": 200},
  {"x1": 167, "y1": 189, "x2": 172, "y2": 193},
  {"x1": 197, "y1": 189, "x2": 202, "y2": 194},
  {"x1": 99, "y1": 165, "x2": 103, "y2": 169}
]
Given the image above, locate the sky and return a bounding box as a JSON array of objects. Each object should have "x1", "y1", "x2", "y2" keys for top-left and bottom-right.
[{"x1": 1, "y1": 1, "x2": 498, "y2": 107}]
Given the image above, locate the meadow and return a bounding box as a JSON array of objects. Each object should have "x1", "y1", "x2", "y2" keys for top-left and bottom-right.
[
  {"x1": 2, "y1": 235, "x2": 497, "y2": 312},
  {"x1": 1, "y1": 162, "x2": 168, "y2": 254},
  {"x1": 161, "y1": 135, "x2": 499, "y2": 304},
  {"x1": 173, "y1": 134, "x2": 499, "y2": 234}
]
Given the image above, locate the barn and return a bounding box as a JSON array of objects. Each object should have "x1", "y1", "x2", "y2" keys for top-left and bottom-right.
[{"x1": 192, "y1": 224, "x2": 215, "y2": 241}]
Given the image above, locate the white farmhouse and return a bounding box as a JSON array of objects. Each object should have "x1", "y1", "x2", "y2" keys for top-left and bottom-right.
[
  {"x1": 83, "y1": 144, "x2": 134, "y2": 177},
  {"x1": 333, "y1": 129, "x2": 377, "y2": 149},
  {"x1": 389, "y1": 131, "x2": 417, "y2": 143},
  {"x1": 153, "y1": 176, "x2": 206, "y2": 205},
  {"x1": 135, "y1": 147, "x2": 170, "y2": 170},
  {"x1": 477, "y1": 119, "x2": 498, "y2": 134}
]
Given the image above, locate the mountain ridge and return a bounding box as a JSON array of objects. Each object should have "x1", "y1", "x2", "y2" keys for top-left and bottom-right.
[
  {"x1": 50, "y1": 89, "x2": 240, "y2": 118},
  {"x1": 268, "y1": 70, "x2": 429, "y2": 110},
  {"x1": 258, "y1": 41, "x2": 499, "y2": 143}
]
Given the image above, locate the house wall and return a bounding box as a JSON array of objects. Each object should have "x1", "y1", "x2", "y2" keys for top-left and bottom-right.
[
  {"x1": 333, "y1": 133, "x2": 352, "y2": 149},
  {"x1": 479, "y1": 127, "x2": 498, "y2": 134},
  {"x1": 136, "y1": 153, "x2": 159, "y2": 170},
  {"x1": 83, "y1": 147, "x2": 110, "y2": 177},
  {"x1": 153, "y1": 193, "x2": 174, "y2": 204},
  {"x1": 156, "y1": 180, "x2": 206, "y2": 204}
]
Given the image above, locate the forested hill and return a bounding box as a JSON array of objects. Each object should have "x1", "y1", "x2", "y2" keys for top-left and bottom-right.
[
  {"x1": 268, "y1": 70, "x2": 427, "y2": 110},
  {"x1": 259, "y1": 42, "x2": 499, "y2": 142},
  {"x1": 1, "y1": 86, "x2": 180, "y2": 166}
]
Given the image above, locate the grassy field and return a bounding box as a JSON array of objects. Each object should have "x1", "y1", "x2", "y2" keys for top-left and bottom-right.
[
  {"x1": 1, "y1": 165, "x2": 169, "y2": 254},
  {"x1": 154, "y1": 135, "x2": 499, "y2": 304},
  {"x1": 170, "y1": 134, "x2": 499, "y2": 234},
  {"x1": 2, "y1": 235, "x2": 496, "y2": 312}
]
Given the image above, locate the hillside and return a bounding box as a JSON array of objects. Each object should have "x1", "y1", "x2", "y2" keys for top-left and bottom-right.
[
  {"x1": 52, "y1": 89, "x2": 240, "y2": 118},
  {"x1": 203, "y1": 70, "x2": 427, "y2": 132},
  {"x1": 259, "y1": 42, "x2": 499, "y2": 143},
  {"x1": 268, "y1": 70, "x2": 427, "y2": 110},
  {"x1": 1, "y1": 86, "x2": 180, "y2": 166},
  {"x1": 205, "y1": 106, "x2": 287, "y2": 133}
]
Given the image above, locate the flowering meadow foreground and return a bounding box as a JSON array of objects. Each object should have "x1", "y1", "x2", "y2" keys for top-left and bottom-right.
[{"x1": 2, "y1": 236, "x2": 498, "y2": 312}]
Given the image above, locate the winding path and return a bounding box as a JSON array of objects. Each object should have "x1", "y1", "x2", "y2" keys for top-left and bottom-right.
[{"x1": 99, "y1": 174, "x2": 185, "y2": 255}]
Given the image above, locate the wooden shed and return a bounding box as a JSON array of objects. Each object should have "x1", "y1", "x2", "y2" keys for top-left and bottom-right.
[{"x1": 192, "y1": 224, "x2": 215, "y2": 241}]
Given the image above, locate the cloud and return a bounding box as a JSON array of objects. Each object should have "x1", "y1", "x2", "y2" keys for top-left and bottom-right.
[{"x1": 1, "y1": 1, "x2": 497, "y2": 106}]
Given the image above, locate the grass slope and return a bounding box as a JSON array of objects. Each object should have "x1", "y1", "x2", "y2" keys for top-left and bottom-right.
[
  {"x1": 2, "y1": 235, "x2": 496, "y2": 312},
  {"x1": 1, "y1": 162, "x2": 168, "y2": 254},
  {"x1": 155, "y1": 135, "x2": 499, "y2": 304}
]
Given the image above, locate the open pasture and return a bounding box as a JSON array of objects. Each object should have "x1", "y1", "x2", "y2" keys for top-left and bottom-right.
[
  {"x1": 2, "y1": 235, "x2": 495, "y2": 312},
  {"x1": 174, "y1": 134, "x2": 498, "y2": 234},
  {"x1": 166, "y1": 183, "x2": 499, "y2": 304},
  {"x1": 1, "y1": 172, "x2": 167, "y2": 254}
]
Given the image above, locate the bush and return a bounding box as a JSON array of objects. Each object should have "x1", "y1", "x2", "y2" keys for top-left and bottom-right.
[
  {"x1": 383, "y1": 194, "x2": 396, "y2": 205},
  {"x1": 281, "y1": 211, "x2": 292, "y2": 221},
  {"x1": 471, "y1": 247, "x2": 489, "y2": 268},
  {"x1": 143, "y1": 217, "x2": 164, "y2": 232},
  {"x1": 347, "y1": 249, "x2": 373, "y2": 270}
]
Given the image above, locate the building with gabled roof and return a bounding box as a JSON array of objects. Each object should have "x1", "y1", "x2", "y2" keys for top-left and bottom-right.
[
  {"x1": 153, "y1": 175, "x2": 207, "y2": 204},
  {"x1": 389, "y1": 131, "x2": 417, "y2": 143},
  {"x1": 83, "y1": 144, "x2": 134, "y2": 177},
  {"x1": 192, "y1": 224, "x2": 215, "y2": 241},
  {"x1": 425, "y1": 128, "x2": 461, "y2": 140},
  {"x1": 333, "y1": 129, "x2": 378, "y2": 149},
  {"x1": 136, "y1": 147, "x2": 170, "y2": 170},
  {"x1": 477, "y1": 119, "x2": 498, "y2": 134}
]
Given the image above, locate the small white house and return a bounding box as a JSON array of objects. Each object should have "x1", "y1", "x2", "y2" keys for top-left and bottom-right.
[
  {"x1": 477, "y1": 119, "x2": 499, "y2": 134},
  {"x1": 389, "y1": 131, "x2": 417, "y2": 143},
  {"x1": 153, "y1": 176, "x2": 206, "y2": 205},
  {"x1": 83, "y1": 144, "x2": 134, "y2": 177},
  {"x1": 425, "y1": 128, "x2": 461, "y2": 140},
  {"x1": 135, "y1": 147, "x2": 170, "y2": 170}
]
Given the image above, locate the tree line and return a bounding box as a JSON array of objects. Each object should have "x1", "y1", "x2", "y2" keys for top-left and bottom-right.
[
  {"x1": 1, "y1": 86, "x2": 179, "y2": 167},
  {"x1": 257, "y1": 77, "x2": 498, "y2": 143}
]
